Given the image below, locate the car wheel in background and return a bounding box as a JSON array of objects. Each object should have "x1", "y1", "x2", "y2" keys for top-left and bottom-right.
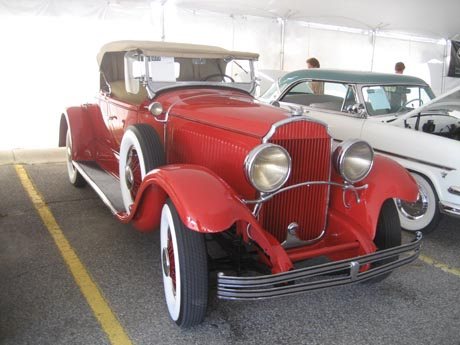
[
  {"x1": 119, "y1": 124, "x2": 165, "y2": 213},
  {"x1": 160, "y1": 199, "x2": 208, "y2": 327},
  {"x1": 66, "y1": 129, "x2": 86, "y2": 188},
  {"x1": 396, "y1": 172, "x2": 441, "y2": 234}
]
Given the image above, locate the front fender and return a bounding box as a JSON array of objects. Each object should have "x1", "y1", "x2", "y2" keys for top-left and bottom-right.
[
  {"x1": 329, "y1": 155, "x2": 418, "y2": 239},
  {"x1": 119, "y1": 164, "x2": 293, "y2": 273},
  {"x1": 119, "y1": 164, "x2": 256, "y2": 233}
]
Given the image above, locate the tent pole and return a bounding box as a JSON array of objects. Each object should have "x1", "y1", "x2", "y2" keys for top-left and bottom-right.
[
  {"x1": 280, "y1": 18, "x2": 286, "y2": 70},
  {"x1": 370, "y1": 30, "x2": 376, "y2": 71}
]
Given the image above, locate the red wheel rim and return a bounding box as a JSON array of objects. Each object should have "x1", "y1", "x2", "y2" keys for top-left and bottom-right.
[
  {"x1": 127, "y1": 148, "x2": 142, "y2": 200},
  {"x1": 168, "y1": 231, "x2": 176, "y2": 294}
]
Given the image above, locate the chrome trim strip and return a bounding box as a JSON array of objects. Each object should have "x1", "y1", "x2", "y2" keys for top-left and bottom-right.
[
  {"x1": 448, "y1": 186, "x2": 460, "y2": 196},
  {"x1": 372, "y1": 148, "x2": 456, "y2": 172},
  {"x1": 217, "y1": 232, "x2": 422, "y2": 300},
  {"x1": 439, "y1": 201, "x2": 460, "y2": 218},
  {"x1": 243, "y1": 181, "x2": 368, "y2": 204},
  {"x1": 334, "y1": 139, "x2": 457, "y2": 171},
  {"x1": 73, "y1": 162, "x2": 118, "y2": 215},
  {"x1": 262, "y1": 116, "x2": 328, "y2": 143},
  {"x1": 333, "y1": 139, "x2": 456, "y2": 172}
]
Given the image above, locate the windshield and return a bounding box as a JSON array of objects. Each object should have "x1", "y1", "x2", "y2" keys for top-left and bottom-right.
[
  {"x1": 125, "y1": 52, "x2": 256, "y2": 95},
  {"x1": 362, "y1": 85, "x2": 434, "y2": 116}
]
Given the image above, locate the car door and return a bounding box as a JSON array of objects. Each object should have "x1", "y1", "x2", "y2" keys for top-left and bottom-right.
[
  {"x1": 107, "y1": 99, "x2": 139, "y2": 148},
  {"x1": 278, "y1": 80, "x2": 366, "y2": 142}
]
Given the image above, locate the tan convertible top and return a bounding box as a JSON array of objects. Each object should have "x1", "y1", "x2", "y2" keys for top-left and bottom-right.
[{"x1": 97, "y1": 40, "x2": 259, "y2": 66}]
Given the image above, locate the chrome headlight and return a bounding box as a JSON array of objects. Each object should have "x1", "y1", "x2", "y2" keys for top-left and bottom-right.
[
  {"x1": 333, "y1": 139, "x2": 374, "y2": 183},
  {"x1": 245, "y1": 144, "x2": 291, "y2": 193}
]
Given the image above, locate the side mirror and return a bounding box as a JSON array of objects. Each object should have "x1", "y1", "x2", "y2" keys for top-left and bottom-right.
[
  {"x1": 271, "y1": 100, "x2": 281, "y2": 107},
  {"x1": 346, "y1": 103, "x2": 366, "y2": 116}
]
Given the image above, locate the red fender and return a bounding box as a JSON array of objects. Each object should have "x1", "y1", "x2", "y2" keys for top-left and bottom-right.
[
  {"x1": 60, "y1": 104, "x2": 113, "y2": 162},
  {"x1": 117, "y1": 164, "x2": 294, "y2": 273},
  {"x1": 329, "y1": 155, "x2": 418, "y2": 240},
  {"x1": 60, "y1": 105, "x2": 96, "y2": 161}
]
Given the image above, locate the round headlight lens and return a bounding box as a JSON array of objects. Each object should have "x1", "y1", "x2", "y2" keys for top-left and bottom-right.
[
  {"x1": 245, "y1": 144, "x2": 291, "y2": 193},
  {"x1": 333, "y1": 139, "x2": 374, "y2": 183}
]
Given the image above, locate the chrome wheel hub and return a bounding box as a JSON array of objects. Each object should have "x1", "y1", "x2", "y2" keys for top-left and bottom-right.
[
  {"x1": 397, "y1": 188, "x2": 429, "y2": 220},
  {"x1": 125, "y1": 165, "x2": 134, "y2": 190},
  {"x1": 162, "y1": 247, "x2": 170, "y2": 277}
]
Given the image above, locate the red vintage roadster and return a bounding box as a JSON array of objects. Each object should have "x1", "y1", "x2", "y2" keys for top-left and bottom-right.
[{"x1": 59, "y1": 41, "x2": 422, "y2": 327}]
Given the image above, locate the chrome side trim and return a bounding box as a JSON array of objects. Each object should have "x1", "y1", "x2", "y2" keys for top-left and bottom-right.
[
  {"x1": 333, "y1": 139, "x2": 456, "y2": 172},
  {"x1": 439, "y1": 201, "x2": 460, "y2": 218},
  {"x1": 217, "y1": 232, "x2": 422, "y2": 300},
  {"x1": 243, "y1": 181, "x2": 368, "y2": 204},
  {"x1": 448, "y1": 186, "x2": 460, "y2": 196},
  {"x1": 372, "y1": 148, "x2": 456, "y2": 172},
  {"x1": 73, "y1": 162, "x2": 118, "y2": 215}
]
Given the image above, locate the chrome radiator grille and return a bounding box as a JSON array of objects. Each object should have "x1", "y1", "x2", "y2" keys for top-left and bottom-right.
[{"x1": 259, "y1": 120, "x2": 331, "y2": 242}]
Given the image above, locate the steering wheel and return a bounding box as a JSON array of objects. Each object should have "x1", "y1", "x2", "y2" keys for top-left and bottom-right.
[
  {"x1": 396, "y1": 98, "x2": 423, "y2": 112},
  {"x1": 202, "y1": 74, "x2": 235, "y2": 82}
]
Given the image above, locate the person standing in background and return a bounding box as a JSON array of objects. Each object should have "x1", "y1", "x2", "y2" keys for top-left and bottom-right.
[
  {"x1": 306, "y1": 57, "x2": 323, "y2": 94},
  {"x1": 306, "y1": 57, "x2": 321, "y2": 69},
  {"x1": 395, "y1": 61, "x2": 405, "y2": 74}
]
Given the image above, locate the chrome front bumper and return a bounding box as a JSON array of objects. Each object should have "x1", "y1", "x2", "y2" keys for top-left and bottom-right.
[
  {"x1": 217, "y1": 232, "x2": 422, "y2": 300},
  {"x1": 439, "y1": 201, "x2": 460, "y2": 218}
]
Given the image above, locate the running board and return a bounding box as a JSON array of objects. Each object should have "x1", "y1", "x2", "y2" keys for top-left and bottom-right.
[{"x1": 73, "y1": 161, "x2": 124, "y2": 214}]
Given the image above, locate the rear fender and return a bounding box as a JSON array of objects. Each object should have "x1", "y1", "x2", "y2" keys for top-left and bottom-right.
[
  {"x1": 329, "y1": 155, "x2": 418, "y2": 240},
  {"x1": 59, "y1": 105, "x2": 100, "y2": 161},
  {"x1": 117, "y1": 164, "x2": 293, "y2": 273}
]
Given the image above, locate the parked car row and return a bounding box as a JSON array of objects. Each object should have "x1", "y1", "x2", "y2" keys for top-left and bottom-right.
[
  {"x1": 61, "y1": 41, "x2": 432, "y2": 327},
  {"x1": 261, "y1": 70, "x2": 460, "y2": 234}
]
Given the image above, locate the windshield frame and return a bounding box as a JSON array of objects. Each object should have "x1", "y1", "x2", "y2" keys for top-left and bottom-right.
[{"x1": 130, "y1": 54, "x2": 258, "y2": 97}]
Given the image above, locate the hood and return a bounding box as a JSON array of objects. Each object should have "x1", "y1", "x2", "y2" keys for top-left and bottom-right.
[
  {"x1": 155, "y1": 87, "x2": 291, "y2": 138},
  {"x1": 392, "y1": 84, "x2": 460, "y2": 125}
]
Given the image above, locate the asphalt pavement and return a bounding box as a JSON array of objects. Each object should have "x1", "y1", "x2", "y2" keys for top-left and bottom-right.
[{"x1": 0, "y1": 162, "x2": 459, "y2": 345}]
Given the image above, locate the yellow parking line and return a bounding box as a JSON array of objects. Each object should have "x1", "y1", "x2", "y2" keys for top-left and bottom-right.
[
  {"x1": 419, "y1": 254, "x2": 460, "y2": 277},
  {"x1": 14, "y1": 165, "x2": 132, "y2": 345}
]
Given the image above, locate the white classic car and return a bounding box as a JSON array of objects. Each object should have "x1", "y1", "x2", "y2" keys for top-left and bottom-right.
[{"x1": 261, "y1": 69, "x2": 460, "y2": 234}]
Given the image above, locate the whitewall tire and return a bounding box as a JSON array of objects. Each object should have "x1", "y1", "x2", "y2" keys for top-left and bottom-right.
[
  {"x1": 160, "y1": 200, "x2": 208, "y2": 328},
  {"x1": 119, "y1": 124, "x2": 165, "y2": 213},
  {"x1": 66, "y1": 130, "x2": 86, "y2": 188},
  {"x1": 396, "y1": 172, "x2": 441, "y2": 234}
]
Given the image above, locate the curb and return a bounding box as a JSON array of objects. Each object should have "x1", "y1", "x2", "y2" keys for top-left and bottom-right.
[{"x1": 0, "y1": 148, "x2": 66, "y2": 165}]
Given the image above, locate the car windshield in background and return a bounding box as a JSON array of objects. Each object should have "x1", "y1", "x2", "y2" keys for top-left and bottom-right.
[{"x1": 362, "y1": 85, "x2": 433, "y2": 116}]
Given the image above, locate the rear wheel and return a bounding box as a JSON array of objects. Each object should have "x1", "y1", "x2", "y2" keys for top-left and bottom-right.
[
  {"x1": 66, "y1": 130, "x2": 86, "y2": 188},
  {"x1": 365, "y1": 199, "x2": 401, "y2": 283},
  {"x1": 160, "y1": 200, "x2": 208, "y2": 328},
  {"x1": 119, "y1": 124, "x2": 165, "y2": 212},
  {"x1": 396, "y1": 172, "x2": 441, "y2": 234}
]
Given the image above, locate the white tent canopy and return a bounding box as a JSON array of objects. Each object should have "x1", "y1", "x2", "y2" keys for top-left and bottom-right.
[
  {"x1": 1, "y1": 0, "x2": 458, "y2": 40},
  {"x1": 174, "y1": 0, "x2": 460, "y2": 40},
  {"x1": 0, "y1": 0, "x2": 459, "y2": 149}
]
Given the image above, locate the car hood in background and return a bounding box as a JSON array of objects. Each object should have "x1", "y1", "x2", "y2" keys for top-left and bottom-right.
[{"x1": 392, "y1": 85, "x2": 460, "y2": 124}]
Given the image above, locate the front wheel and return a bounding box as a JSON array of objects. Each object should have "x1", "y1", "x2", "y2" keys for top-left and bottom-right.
[
  {"x1": 364, "y1": 199, "x2": 401, "y2": 283},
  {"x1": 160, "y1": 200, "x2": 208, "y2": 328},
  {"x1": 119, "y1": 124, "x2": 165, "y2": 212},
  {"x1": 395, "y1": 172, "x2": 441, "y2": 234}
]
